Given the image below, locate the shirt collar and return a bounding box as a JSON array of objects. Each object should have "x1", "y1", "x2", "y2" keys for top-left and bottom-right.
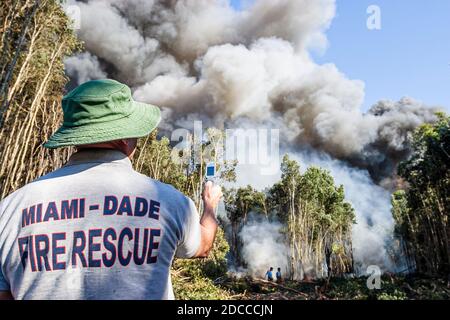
[{"x1": 65, "y1": 149, "x2": 133, "y2": 169}]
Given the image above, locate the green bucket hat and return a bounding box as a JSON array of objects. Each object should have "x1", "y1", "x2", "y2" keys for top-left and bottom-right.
[{"x1": 44, "y1": 79, "x2": 161, "y2": 149}]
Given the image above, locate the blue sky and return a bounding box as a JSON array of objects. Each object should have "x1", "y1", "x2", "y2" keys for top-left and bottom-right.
[{"x1": 230, "y1": 0, "x2": 450, "y2": 112}]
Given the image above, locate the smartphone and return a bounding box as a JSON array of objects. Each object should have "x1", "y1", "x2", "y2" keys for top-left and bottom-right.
[{"x1": 205, "y1": 162, "x2": 216, "y2": 181}]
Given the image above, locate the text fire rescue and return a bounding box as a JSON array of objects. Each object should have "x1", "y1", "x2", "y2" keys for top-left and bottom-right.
[{"x1": 18, "y1": 196, "x2": 161, "y2": 271}]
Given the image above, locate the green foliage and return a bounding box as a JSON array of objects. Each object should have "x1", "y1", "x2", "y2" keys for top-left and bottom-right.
[
  {"x1": 0, "y1": 0, "x2": 82, "y2": 198},
  {"x1": 224, "y1": 185, "x2": 267, "y2": 223},
  {"x1": 172, "y1": 229, "x2": 232, "y2": 300},
  {"x1": 377, "y1": 290, "x2": 407, "y2": 300},
  {"x1": 271, "y1": 156, "x2": 355, "y2": 278},
  {"x1": 324, "y1": 275, "x2": 449, "y2": 300},
  {"x1": 393, "y1": 113, "x2": 449, "y2": 275},
  {"x1": 172, "y1": 274, "x2": 230, "y2": 300}
]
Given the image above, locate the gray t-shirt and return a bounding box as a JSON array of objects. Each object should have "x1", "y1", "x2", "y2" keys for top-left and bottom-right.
[{"x1": 0, "y1": 149, "x2": 201, "y2": 300}]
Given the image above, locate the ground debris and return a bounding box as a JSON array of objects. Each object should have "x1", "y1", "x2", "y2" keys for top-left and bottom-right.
[{"x1": 221, "y1": 274, "x2": 450, "y2": 300}]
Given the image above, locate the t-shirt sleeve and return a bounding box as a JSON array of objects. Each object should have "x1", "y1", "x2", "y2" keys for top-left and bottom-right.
[{"x1": 175, "y1": 197, "x2": 201, "y2": 259}]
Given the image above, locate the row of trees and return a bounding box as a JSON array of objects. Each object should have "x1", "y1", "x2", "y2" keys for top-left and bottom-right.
[
  {"x1": 225, "y1": 155, "x2": 356, "y2": 280},
  {"x1": 0, "y1": 0, "x2": 81, "y2": 198},
  {"x1": 392, "y1": 113, "x2": 449, "y2": 276}
]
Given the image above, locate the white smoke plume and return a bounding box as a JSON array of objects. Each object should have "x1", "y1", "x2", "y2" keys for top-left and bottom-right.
[
  {"x1": 64, "y1": 0, "x2": 440, "y2": 179},
  {"x1": 65, "y1": 52, "x2": 107, "y2": 85},
  {"x1": 239, "y1": 215, "x2": 288, "y2": 278},
  {"x1": 289, "y1": 150, "x2": 396, "y2": 272},
  {"x1": 63, "y1": 0, "x2": 443, "y2": 273}
]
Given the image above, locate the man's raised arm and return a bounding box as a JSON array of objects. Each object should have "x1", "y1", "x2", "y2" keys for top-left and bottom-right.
[{"x1": 194, "y1": 181, "x2": 223, "y2": 258}]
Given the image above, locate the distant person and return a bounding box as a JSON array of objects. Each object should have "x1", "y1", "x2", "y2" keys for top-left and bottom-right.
[
  {"x1": 265, "y1": 267, "x2": 274, "y2": 281},
  {"x1": 0, "y1": 79, "x2": 223, "y2": 300},
  {"x1": 276, "y1": 268, "x2": 282, "y2": 283}
]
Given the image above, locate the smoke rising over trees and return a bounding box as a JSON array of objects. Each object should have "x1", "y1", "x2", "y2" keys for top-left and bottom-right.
[{"x1": 225, "y1": 155, "x2": 355, "y2": 280}]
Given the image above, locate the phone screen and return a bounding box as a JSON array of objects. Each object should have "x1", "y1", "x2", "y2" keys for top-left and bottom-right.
[{"x1": 206, "y1": 165, "x2": 215, "y2": 177}]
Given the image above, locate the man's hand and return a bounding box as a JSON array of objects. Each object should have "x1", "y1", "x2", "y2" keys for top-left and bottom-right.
[
  {"x1": 202, "y1": 181, "x2": 223, "y2": 212},
  {"x1": 194, "y1": 181, "x2": 223, "y2": 258}
]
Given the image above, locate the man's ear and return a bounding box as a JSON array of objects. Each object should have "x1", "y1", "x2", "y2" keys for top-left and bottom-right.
[{"x1": 123, "y1": 138, "x2": 138, "y2": 158}]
